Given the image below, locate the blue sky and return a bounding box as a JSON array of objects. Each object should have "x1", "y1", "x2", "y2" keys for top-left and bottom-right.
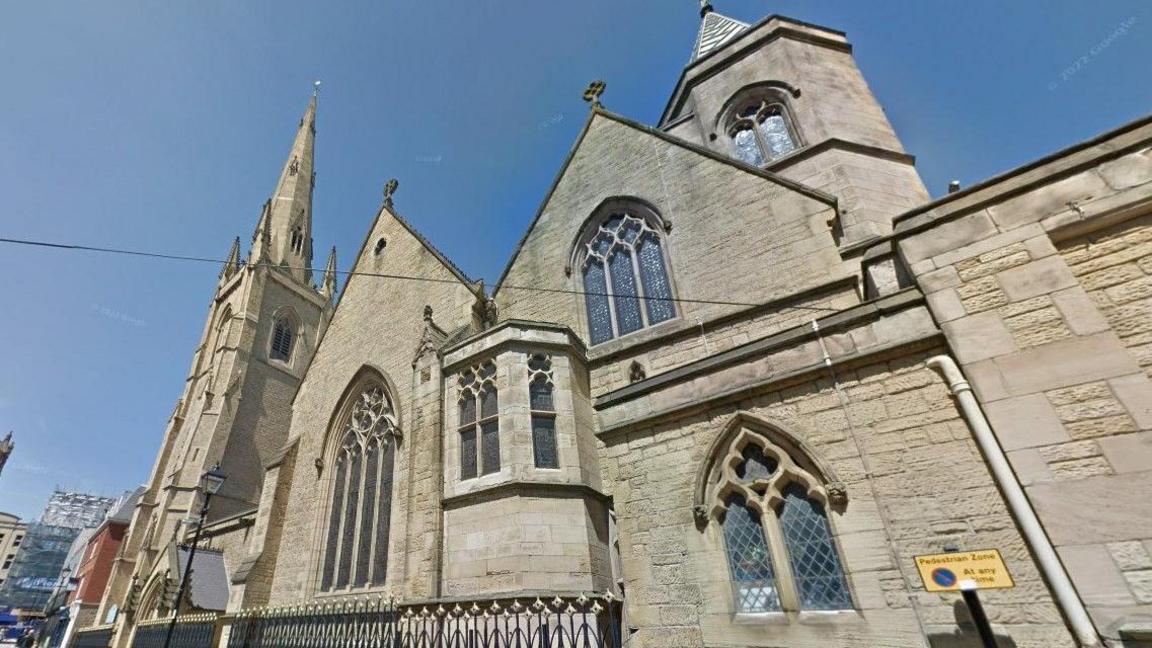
[{"x1": 1, "y1": 1, "x2": 1149, "y2": 520}]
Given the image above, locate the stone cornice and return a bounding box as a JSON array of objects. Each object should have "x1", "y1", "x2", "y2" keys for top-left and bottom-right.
[
  {"x1": 594, "y1": 287, "x2": 925, "y2": 411},
  {"x1": 587, "y1": 276, "x2": 857, "y2": 365},
  {"x1": 440, "y1": 319, "x2": 588, "y2": 371},
  {"x1": 441, "y1": 481, "x2": 611, "y2": 510},
  {"x1": 891, "y1": 113, "x2": 1152, "y2": 236}
]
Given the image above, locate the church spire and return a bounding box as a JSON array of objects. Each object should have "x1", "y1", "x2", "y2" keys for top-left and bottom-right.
[
  {"x1": 219, "y1": 236, "x2": 241, "y2": 285},
  {"x1": 321, "y1": 246, "x2": 338, "y2": 301},
  {"x1": 258, "y1": 86, "x2": 319, "y2": 284},
  {"x1": 691, "y1": 2, "x2": 749, "y2": 61}
]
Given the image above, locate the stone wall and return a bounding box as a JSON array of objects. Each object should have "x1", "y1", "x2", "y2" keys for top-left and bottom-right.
[
  {"x1": 266, "y1": 206, "x2": 478, "y2": 605},
  {"x1": 1062, "y1": 213, "x2": 1152, "y2": 380},
  {"x1": 496, "y1": 112, "x2": 850, "y2": 386},
  {"x1": 598, "y1": 347, "x2": 1074, "y2": 648},
  {"x1": 897, "y1": 125, "x2": 1152, "y2": 640}
]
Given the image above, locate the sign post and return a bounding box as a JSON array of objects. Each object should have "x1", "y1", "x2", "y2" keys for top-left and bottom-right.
[
  {"x1": 914, "y1": 548, "x2": 1014, "y2": 648},
  {"x1": 960, "y1": 580, "x2": 998, "y2": 648}
]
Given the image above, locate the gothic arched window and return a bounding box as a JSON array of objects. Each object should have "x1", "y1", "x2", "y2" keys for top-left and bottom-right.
[
  {"x1": 270, "y1": 317, "x2": 295, "y2": 362},
  {"x1": 577, "y1": 206, "x2": 676, "y2": 345},
  {"x1": 527, "y1": 353, "x2": 558, "y2": 469},
  {"x1": 320, "y1": 380, "x2": 399, "y2": 591},
  {"x1": 458, "y1": 361, "x2": 500, "y2": 479},
  {"x1": 727, "y1": 100, "x2": 799, "y2": 166},
  {"x1": 709, "y1": 429, "x2": 852, "y2": 613}
]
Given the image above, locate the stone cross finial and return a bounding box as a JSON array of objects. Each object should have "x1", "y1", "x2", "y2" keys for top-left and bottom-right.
[
  {"x1": 700, "y1": 0, "x2": 714, "y2": 17},
  {"x1": 313, "y1": 80, "x2": 321, "y2": 97},
  {"x1": 583, "y1": 80, "x2": 606, "y2": 108},
  {"x1": 383, "y1": 178, "x2": 399, "y2": 208},
  {"x1": 0, "y1": 432, "x2": 12, "y2": 477}
]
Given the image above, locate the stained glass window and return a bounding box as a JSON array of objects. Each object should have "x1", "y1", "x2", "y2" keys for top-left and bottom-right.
[
  {"x1": 609, "y1": 249, "x2": 643, "y2": 335},
  {"x1": 372, "y1": 442, "x2": 395, "y2": 584},
  {"x1": 320, "y1": 448, "x2": 347, "y2": 591},
  {"x1": 458, "y1": 361, "x2": 499, "y2": 479},
  {"x1": 321, "y1": 381, "x2": 399, "y2": 592},
  {"x1": 638, "y1": 235, "x2": 674, "y2": 325},
  {"x1": 779, "y1": 484, "x2": 852, "y2": 610},
  {"x1": 481, "y1": 420, "x2": 500, "y2": 474},
  {"x1": 713, "y1": 432, "x2": 853, "y2": 613},
  {"x1": 530, "y1": 376, "x2": 553, "y2": 411},
  {"x1": 728, "y1": 101, "x2": 799, "y2": 166},
  {"x1": 532, "y1": 417, "x2": 558, "y2": 469},
  {"x1": 723, "y1": 494, "x2": 781, "y2": 613},
  {"x1": 759, "y1": 112, "x2": 797, "y2": 159},
  {"x1": 528, "y1": 355, "x2": 558, "y2": 469},
  {"x1": 584, "y1": 261, "x2": 613, "y2": 345},
  {"x1": 733, "y1": 127, "x2": 764, "y2": 166},
  {"x1": 736, "y1": 444, "x2": 778, "y2": 483},
  {"x1": 580, "y1": 211, "x2": 675, "y2": 345},
  {"x1": 336, "y1": 448, "x2": 360, "y2": 588},
  {"x1": 460, "y1": 427, "x2": 477, "y2": 479},
  {"x1": 355, "y1": 439, "x2": 379, "y2": 587}
]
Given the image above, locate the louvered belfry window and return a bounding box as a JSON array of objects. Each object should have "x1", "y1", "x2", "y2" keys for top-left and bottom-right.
[
  {"x1": 320, "y1": 382, "x2": 398, "y2": 591},
  {"x1": 458, "y1": 361, "x2": 499, "y2": 479},
  {"x1": 713, "y1": 434, "x2": 853, "y2": 613},
  {"x1": 270, "y1": 318, "x2": 294, "y2": 361},
  {"x1": 580, "y1": 211, "x2": 675, "y2": 345}
]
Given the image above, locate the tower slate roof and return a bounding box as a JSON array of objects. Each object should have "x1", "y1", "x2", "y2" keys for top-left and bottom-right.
[{"x1": 692, "y1": 6, "x2": 749, "y2": 61}]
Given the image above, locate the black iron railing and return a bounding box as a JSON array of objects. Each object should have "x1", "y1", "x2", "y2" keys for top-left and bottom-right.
[
  {"x1": 71, "y1": 625, "x2": 115, "y2": 648},
  {"x1": 226, "y1": 593, "x2": 621, "y2": 648},
  {"x1": 130, "y1": 615, "x2": 218, "y2": 648}
]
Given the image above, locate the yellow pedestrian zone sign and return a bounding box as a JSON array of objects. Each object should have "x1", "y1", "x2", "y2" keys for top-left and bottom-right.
[{"x1": 914, "y1": 549, "x2": 1015, "y2": 592}]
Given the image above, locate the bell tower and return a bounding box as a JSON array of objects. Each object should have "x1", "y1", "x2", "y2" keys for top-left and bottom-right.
[
  {"x1": 661, "y1": 3, "x2": 930, "y2": 246},
  {"x1": 96, "y1": 88, "x2": 336, "y2": 636}
]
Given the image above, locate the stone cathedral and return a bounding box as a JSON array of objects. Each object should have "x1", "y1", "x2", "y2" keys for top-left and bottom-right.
[{"x1": 87, "y1": 5, "x2": 1152, "y2": 648}]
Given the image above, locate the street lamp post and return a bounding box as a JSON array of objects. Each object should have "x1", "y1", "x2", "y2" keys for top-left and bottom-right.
[{"x1": 161, "y1": 465, "x2": 226, "y2": 648}]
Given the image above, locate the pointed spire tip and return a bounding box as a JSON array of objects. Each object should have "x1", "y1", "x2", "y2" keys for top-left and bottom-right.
[{"x1": 700, "y1": 0, "x2": 713, "y2": 17}]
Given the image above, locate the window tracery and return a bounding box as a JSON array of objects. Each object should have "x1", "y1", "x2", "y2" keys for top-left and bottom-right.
[
  {"x1": 458, "y1": 360, "x2": 499, "y2": 479},
  {"x1": 579, "y1": 210, "x2": 675, "y2": 345},
  {"x1": 527, "y1": 353, "x2": 558, "y2": 469},
  {"x1": 726, "y1": 100, "x2": 799, "y2": 166},
  {"x1": 710, "y1": 429, "x2": 852, "y2": 613},
  {"x1": 320, "y1": 381, "x2": 399, "y2": 591}
]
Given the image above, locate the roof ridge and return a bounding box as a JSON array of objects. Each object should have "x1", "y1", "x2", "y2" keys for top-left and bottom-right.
[{"x1": 384, "y1": 205, "x2": 478, "y2": 288}]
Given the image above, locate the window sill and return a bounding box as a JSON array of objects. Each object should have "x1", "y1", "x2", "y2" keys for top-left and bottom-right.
[
  {"x1": 732, "y1": 609, "x2": 860, "y2": 626},
  {"x1": 732, "y1": 612, "x2": 789, "y2": 626},
  {"x1": 796, "y1": 609, "x2": 862, "y2": 625}
]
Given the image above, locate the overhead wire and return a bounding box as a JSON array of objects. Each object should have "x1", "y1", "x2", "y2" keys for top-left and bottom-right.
[{"x1": 0, "y1": 236, "x2": 843, "y2": 314}]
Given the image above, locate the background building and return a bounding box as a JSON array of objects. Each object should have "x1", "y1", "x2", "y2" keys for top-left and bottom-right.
[
  {"x1": 0, "y1": 492, "x2": 114, "y2": 617},
  {"x1": 0, "y1": 513, "x2": 27, "y2": 591},
  {"x1": 0, "y1": 524, "x2": 78, "y2": 615},
  {"x1": 40, "y1": 493, "x2": 116, "y2": 532},
  {"x1": 36, "y1": 489, "x2": 141, "y2": 648}
]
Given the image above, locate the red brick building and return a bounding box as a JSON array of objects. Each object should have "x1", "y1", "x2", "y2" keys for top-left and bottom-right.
[{"x1": 65, "y1": 489, "x2": 142, "y2": 636}]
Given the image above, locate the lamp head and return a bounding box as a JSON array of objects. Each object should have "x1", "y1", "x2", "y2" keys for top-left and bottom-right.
[{"x1": 201, "y1": 464, "x2": 227, "y2": 496}]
